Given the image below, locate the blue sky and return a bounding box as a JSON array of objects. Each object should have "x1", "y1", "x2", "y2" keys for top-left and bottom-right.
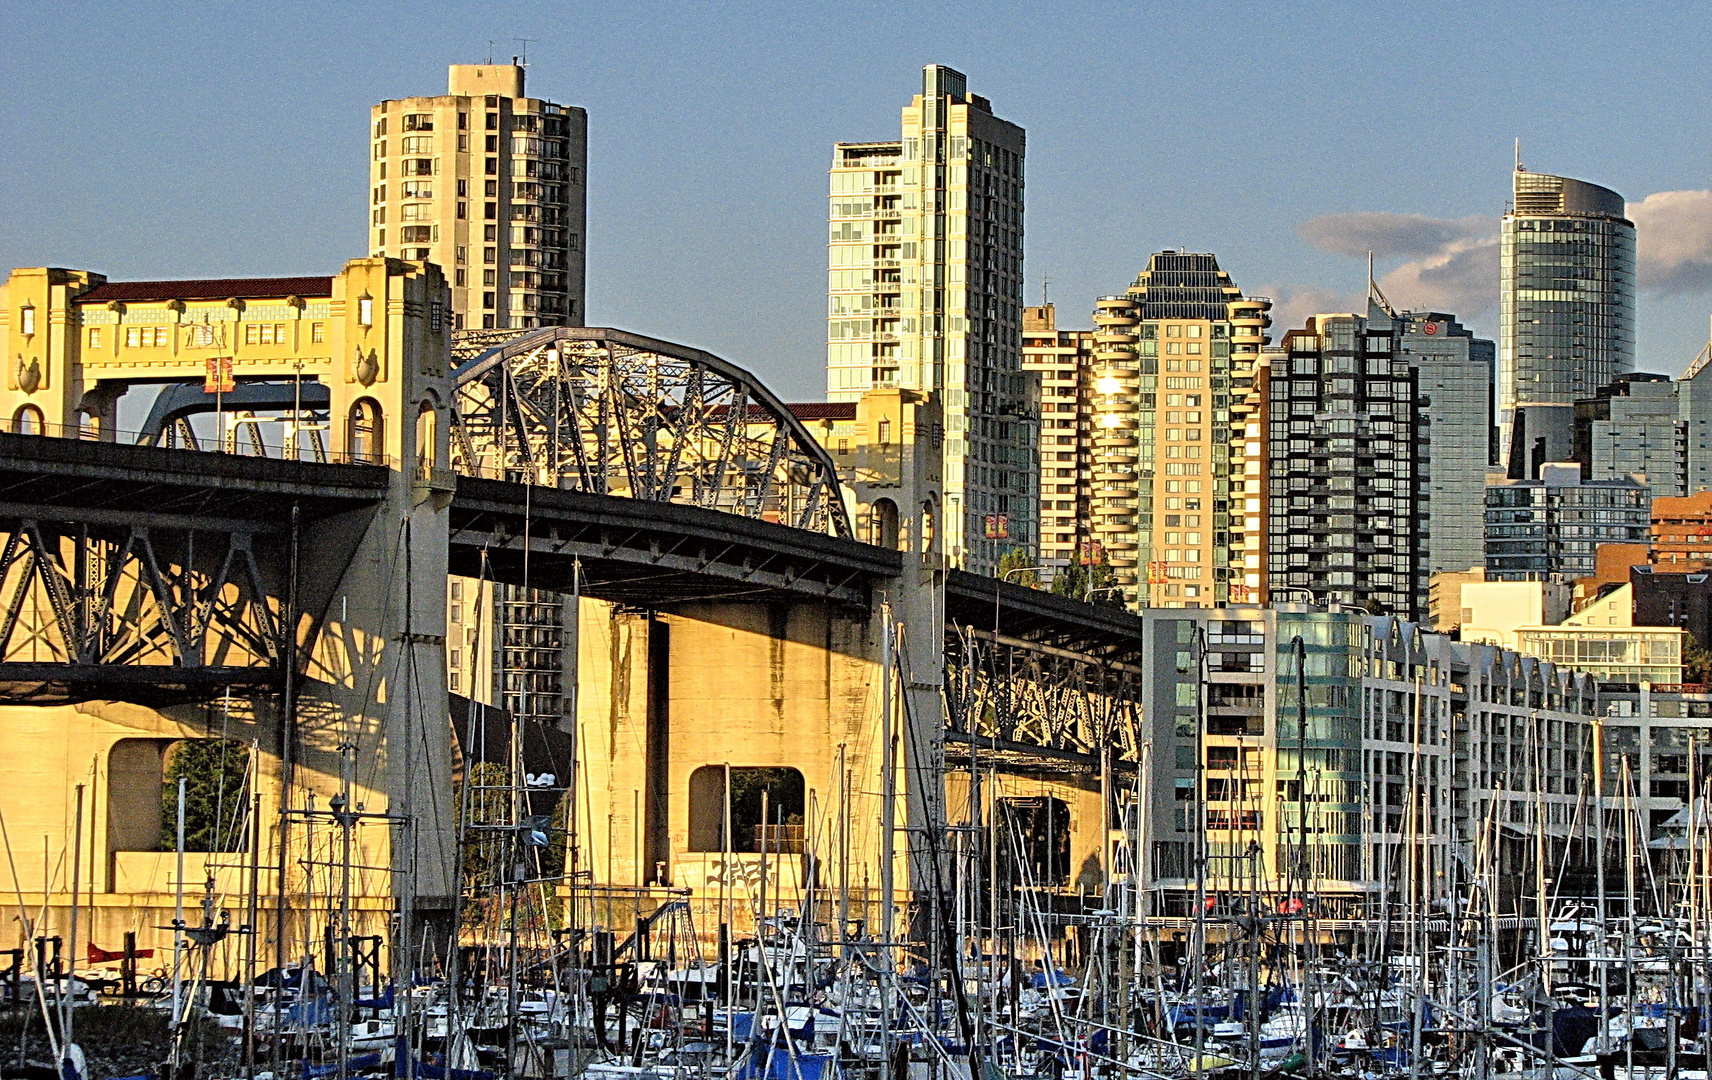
[{"x1": 5, "y1": 0, "x2": 1712, "y2": 401}]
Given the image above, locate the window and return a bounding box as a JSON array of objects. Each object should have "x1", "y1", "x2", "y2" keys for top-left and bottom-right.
[
  {"x1": 401, "y1": 181, "x2": 432, "y2": 199},
  {"x1": 125, "y1": 326, "x2": 169, "y2": 348},
  {"x1": 311, "y1": 322, "x2": 325, "y2": 344},
  {"x1": 87, "y1": 328, "x2": 101, "y2": 349},
  {"x1": 402, "y1": 113, "x2": 433, "y2": 131},
  {"x1": 401, "y1": 136, "x2": 433, "y2": 153},
  {"x1": 687, "y1": 766, "x2": 805, "y2": 852},
  {"x1": 243, "y1": 323, "x2": 286, "y2": 345}
]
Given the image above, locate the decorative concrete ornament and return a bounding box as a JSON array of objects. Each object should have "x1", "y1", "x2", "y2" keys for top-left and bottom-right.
[
  {"x1": 355, "y1": 348, "x2": 379, "y2": 386},
  {"x1": 16, "y1": 355, "x2": 39, "y2": 394}
]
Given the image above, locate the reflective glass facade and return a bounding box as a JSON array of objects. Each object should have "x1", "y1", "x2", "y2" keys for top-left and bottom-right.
[{"x1": 1498, "y1": 169, "x2": 1635, "y2": 455}]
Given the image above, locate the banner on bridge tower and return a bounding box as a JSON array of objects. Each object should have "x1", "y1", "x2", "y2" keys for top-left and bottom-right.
[{"x1": 204, "y1": 356, "x2": 235, "y2": 394}]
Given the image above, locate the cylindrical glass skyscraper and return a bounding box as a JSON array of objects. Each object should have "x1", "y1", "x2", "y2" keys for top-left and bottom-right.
[{"x1": 1498, "y1": 167, "x2": 1635, "y2": 468}]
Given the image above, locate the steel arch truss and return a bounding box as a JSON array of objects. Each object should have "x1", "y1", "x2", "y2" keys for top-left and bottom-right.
[
  {"x1": 0, "y1": 517, "x2": 283, "y2": 703},
  {"x1": 943, "y1": 627, "x2": 1140, "y2": 772},
  {"x1": 450, "y1": 327, "x2": 852, "y2": 538}
]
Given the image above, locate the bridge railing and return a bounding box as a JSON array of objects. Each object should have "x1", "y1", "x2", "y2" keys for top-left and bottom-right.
[{"x1": 0, "y1": 415, "x2": 395, "y2": 469}]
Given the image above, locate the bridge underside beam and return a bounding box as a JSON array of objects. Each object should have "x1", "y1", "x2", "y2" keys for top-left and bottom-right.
[
  {"x1": 942, "y1": 730, "x2": 1136, "y2": 777},
  {"x1": 0, "y1": 663, "x2": 279, "y2": 706},
  {"x1": 450, "y1": 477, "x2": 898, "y2": 606}
]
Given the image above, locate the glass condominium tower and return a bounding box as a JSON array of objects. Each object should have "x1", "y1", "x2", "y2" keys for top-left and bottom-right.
[
  {"x1": 1498, "y1": 165, "x2": 1634, "y2": 458},
  {"x1": 827, "y1": 65, "x2": 1031, "y2": 574}
]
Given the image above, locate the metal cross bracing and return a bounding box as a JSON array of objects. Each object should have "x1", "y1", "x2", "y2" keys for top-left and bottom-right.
[
  {"x1": 0, "y1": 516, "x2": 282, "y2": 704},
  {"x1": 449, "y1": 327, "x2": 852, "y2": 538},
  {"x1": 942, "y1": 626, "x2": 1142, "y2": 775}
]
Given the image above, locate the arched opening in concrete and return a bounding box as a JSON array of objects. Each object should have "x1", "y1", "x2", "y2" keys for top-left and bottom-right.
[
  {"x1": 11, "y1": 404, "x2": 43, "y2": 436},
  {"x1": 920, "y1": 496, "x2": 937, "y2": 554},
  {"x1": 686, "y1": 765, "x2": 805, "y2": 853},
  {"x1": 415, "y1": 396, "x2": 438, "y2": 478},
  {"x1": 870, "y1": 497, "x2": 900, "y2": 551},
  {"x1": 349, "y1": 398, "x2": 384, "y2": 464},
  {"x1": 107, "y1": 738, "x2": 171, "y2": 854},
  {"x1": 159, "y1": 738, "x2": 252, "y2": 852}
]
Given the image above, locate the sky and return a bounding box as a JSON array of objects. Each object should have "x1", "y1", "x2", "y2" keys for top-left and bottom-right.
[{"x1": 5, "y1": 0, "x2": 1712, "y2": 402}]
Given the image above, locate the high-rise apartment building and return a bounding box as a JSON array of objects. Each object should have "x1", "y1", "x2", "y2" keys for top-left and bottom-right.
[
  {"x1": 1398, "y1": 312, "x2": 1494, "y2": 573},
  {"x1": 1485, "y1": 462, "x2": 1650, "y2": 581},
  {"x1": 1084, "y1": 252, "x2": 1270, "y2": 608},
  {"x1": 1022, "y1": 304, "x2": 1095, "y2": 576},
  {"x1": 369, "y1": 63, "x2": 587, "y2": 330},
  {"x1": 827, "y1": 64, "x2": 1031, "y2": 573},
  {"x1": 1498, "y1": 165, "x2": 1634, "y2": 455},
  {"x1": 1267, "y1": 297, "x2": 1428, "y2": 619},
  {"x1": 1579, "y1": 374, "x2": 1686, "y2": 495}
]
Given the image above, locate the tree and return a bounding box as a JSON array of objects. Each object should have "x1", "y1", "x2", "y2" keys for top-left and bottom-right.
[
  {"x1": 160, "y1": 739, "x2": 250, "y2": 852},
  {"x1": 995, "y1": 547, "x2": 1040, "y2": 588},
  {"x1": 1684, "y1": 631, "x2": 1712, "y2": 684},
  {"x1": 1049, "y1": 551, "x2": 1126, "y2": 609}
]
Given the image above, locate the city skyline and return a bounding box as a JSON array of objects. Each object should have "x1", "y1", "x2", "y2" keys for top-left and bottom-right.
[{"x1": 6, "y1": 1, "x2": 1712, "y2": 402}]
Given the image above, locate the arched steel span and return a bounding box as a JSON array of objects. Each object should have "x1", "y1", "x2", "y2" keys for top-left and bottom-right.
[{"x1": 449, "y1": 327, "x2": 852, "y2": 538}]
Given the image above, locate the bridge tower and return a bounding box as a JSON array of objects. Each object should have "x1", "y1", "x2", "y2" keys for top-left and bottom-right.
[{"x1": 0, "y1": 258, "x2": 458, "y2": 965}]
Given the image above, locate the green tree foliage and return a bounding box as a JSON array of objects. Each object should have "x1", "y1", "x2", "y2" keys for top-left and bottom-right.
[
  {"x1": 160, "y1": 739, "x2": 250, "y2": 852},
  {"x1": 994, "y1": 547, "x2": 1040, "y2": 588},
  {"x1": 1684, "y1": 632, "x2": 1712, "y2": 684},
  {"x1": 1049, "y1": 555, "x2": 1126, "y2": 609},
  {"x1": 455, "y1": 760, "x2": 573, "y2": 930}
]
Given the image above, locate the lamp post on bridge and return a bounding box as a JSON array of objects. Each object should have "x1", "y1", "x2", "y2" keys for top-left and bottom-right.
[{"x1": 994, "y1": 565, "x2": 1045, "y2": 635}]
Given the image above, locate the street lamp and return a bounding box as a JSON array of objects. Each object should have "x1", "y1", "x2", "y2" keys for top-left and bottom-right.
[{"x1": 995, "y1": 565, "x2": 1045, "y2": 634}]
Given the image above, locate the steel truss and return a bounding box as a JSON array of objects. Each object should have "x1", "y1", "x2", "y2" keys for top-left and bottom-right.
[
  {"x1": 450, "y1": 327, "x2": 852, "y2": 538},
  {"x1": 943, "y1": 626, "x2": 1141, "y2": 771},
  {"x1": 0, "y1": 517, "x2": 281, "y2": 697}
]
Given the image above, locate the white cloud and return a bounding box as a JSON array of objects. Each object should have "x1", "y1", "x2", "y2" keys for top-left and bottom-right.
[
  {"x1": 1629, "y1": 189, "x2": 1712, "y2": 294},
  {"x1": 1257, "y1": 284, "x2": 1364, "y2": 334},
  {"x1": 1376, "y1": 235, "x2": 1501, "y2": 317},
  {"x1": 1299, "y1": 212, "x2": 1490, "y2": 260}
]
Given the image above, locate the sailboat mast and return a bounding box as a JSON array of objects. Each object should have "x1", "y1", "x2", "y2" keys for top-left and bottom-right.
[{"x1": 878, "y1": 606, "x2": 896, "y2": 1080}]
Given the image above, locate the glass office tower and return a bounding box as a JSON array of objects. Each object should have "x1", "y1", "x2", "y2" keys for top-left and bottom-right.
[{"x1": 1498, "y1": 166, "x2": 1635, "y2": 462}]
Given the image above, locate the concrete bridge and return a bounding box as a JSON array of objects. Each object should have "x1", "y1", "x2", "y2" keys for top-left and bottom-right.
[{"x1": 0, "y1": 260, "x2": 1141, "y2": 970}]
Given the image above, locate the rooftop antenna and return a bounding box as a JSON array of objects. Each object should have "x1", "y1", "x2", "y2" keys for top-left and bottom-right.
[
  {"x1": 1042, "y1": 276, "x2": 1050, "y2": 307},
  {"x1": 1367, "y1": 250, "x2": 1397, "y2": 317},
  {"x1": 487, "y1": 40, "x2": 496, "y2": 64},
  {"x1": 1515, "y1": 138, "x2": 1524, "y2": 173},
  {"x1": 515, "y1": 38, "x2": 535, "y2": 67}
]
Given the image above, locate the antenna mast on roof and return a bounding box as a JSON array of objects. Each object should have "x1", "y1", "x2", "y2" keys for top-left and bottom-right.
[
  {"x1": 1367, "y1": 251, "x2": 1397, "y2": 318},
  {"x1": 1515, "y1": 138, "x2": 1523, "y2": 173},
  {"x1": 515, "y1": 38, "x2": 535, "y2": 67}
]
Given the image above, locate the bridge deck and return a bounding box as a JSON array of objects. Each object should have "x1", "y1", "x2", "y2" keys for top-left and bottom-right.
[
  {"x1": 0, "y1": 433, "x2": 391, "y2": 528},
  {"x1": 450, "y1": 477, "x2": 901, "y2": 606}
]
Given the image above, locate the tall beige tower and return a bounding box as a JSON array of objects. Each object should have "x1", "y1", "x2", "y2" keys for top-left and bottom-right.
[
  {"x1": 826, "y1": 64, "x2": 1032, "y2": 575},
  {"x1": 369, "y1": 63, "x2": 587, "y2": 331},
  {"x1": 1086, "y1": 253, "x2": 1269, "y2": 609}
]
